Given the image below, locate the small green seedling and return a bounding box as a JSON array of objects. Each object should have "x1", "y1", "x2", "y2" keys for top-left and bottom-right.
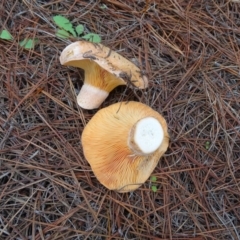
[
  {"x1": 75, "y1": 24, "x2": 84, "y2": 36},
  {"x1": 20, "y1": 38, "x2": 38, "y2": 50},
  {"x1": 205, "y1": 141, "x2": 210, "y2": 150},
  {"x1": 99, "y1": 4, "x2": 108, "y2": 9},
  {"x1": 0, "y1": 29, "x2": 13, "y2": 40},
  {"x1": 150, "y1": 176, "x2": 157, "y2": 182},
  {"x1": 150, "y1": 176, "x2": 158, "y2": 192},
  {"x1": 53, "y1": 15, "x2": 101, "y2": 43},
  {"x1": 151, "y1": 185, "x2": 157, "y2": 192}
]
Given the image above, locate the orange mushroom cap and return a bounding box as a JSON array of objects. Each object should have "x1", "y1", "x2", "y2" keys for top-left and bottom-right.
[{"x1": 81, "y1": 101, "x2": 169, "y2": 192}]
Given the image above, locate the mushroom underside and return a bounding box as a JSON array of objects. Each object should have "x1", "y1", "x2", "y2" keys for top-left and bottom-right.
[{"x1": 81, "y1": 101, "x2": 169, "y2": 192}]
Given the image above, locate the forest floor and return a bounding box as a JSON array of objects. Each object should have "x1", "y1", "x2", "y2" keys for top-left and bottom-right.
[{"x1": 0, "y1": 1, "x2": 240, "y2": 239}]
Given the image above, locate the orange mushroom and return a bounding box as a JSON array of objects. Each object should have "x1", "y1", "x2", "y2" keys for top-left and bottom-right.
[
  {"x1": 81, "y1": 101, "x2": 169, "y2": 192},
  {"x1": 60, "y1": 41, "x2": 148, "y2": 109}
]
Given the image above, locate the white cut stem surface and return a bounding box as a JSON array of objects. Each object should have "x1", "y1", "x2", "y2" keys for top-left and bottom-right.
[
  {"x1": 134, "y1": 117, "x2": 164, "y2": 154},
  {"x1": 77, "y1": 84, "x2": 109, "y2": 109}
]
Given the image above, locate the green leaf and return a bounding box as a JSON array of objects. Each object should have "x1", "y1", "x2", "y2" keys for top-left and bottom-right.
[
  {"x1": 82, "y1": 33, "x2": 101, "y2": 43},
  {"x1": 56, "y1": 29, "x2": 70, "y2": 39},
  {"x1": 20, "y1": 38, "x2": 37, "y2": 49},
  {"x1": 0, "y1": 29, "x2": 13, "y2": 40},
  {"x1": 150, "y1": 176, "x2": 157, "y2": 182},
  {"x1": 53, "y1": 15, "x2": 76, "y2": 37},
  {"x1": 151, "y1": 185, "x2": 157, "y2": 192},
  {"x1": 75, "y1": 24, "x2": 84, "y2": 36}
]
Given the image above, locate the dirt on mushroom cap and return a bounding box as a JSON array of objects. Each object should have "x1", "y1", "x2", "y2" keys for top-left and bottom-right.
[{"x1": 59, "y1": 41, "x2": 148, "y2": 89}]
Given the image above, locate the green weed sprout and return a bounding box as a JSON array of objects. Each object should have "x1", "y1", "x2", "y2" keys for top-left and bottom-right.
[
  {"x1": 205, "y1": 141, "x2": 210, "y2": 150},
  {"x1": 150, "y1": 176, "x2": 158, "y2": 192},
  {"x1": 53, "y1": 15, "x2": 101, "y2": 43},
  {"x1": 20, "y1": 38, "x2": 38, "y2": 50}
]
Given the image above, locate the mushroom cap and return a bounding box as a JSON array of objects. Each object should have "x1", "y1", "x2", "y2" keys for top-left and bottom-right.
[
  {"x1": 81, "y1": 101, "x2": 169, "y2": 192},
  {"x1": 59, "y1": 41, "x2": 148, "y2": 89}
]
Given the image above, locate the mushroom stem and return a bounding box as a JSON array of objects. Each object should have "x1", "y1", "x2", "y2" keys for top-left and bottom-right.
[
  {"x1": 76, "y1": 61, "x2": 125, "y2": 109},
  {"x1": 77, "y1": 84, "x2": 109, "y2": 109},
  {"x1": 128, "y1": 117, "x2": 164, "y2": 156}
]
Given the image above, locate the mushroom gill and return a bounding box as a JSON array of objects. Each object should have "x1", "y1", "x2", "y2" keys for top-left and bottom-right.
[{"x1": 81, "y1": 101, "x2": 169, "y2": 192}]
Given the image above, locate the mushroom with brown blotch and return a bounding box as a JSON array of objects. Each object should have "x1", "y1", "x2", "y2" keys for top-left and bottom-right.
[
  {"x1": 59, "y1": 41, "x2": 148, "y2": 109},
  {"x1": 81, "y1": 101, "x2": 169, "y2": 192}
]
